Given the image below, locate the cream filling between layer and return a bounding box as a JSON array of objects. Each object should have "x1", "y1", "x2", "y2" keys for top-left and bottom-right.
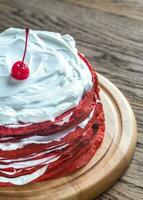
[
  {"x1": 0, "y1": 108, "x2": 94, "y2": 151},
  {"x1": 0, "y1": 165, "x2": 48, "y2": 185},
  {"x1": 0, "y1": 155, "x2": 60, "y2": 169},
  {"x1": 0, "y1": 108, "x2": 94, "y2": 185}
]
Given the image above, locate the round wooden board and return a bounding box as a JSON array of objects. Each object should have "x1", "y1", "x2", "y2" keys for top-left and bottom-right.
[{"x1": 0, "y1": 74, "x2": 137, "y2": 200}]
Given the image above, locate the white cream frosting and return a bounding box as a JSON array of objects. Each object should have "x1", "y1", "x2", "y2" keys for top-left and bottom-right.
[
  {"x1": 0, "y1": 155, "x2": 60, "y2": 169},
  {"x1": 55, "y1": 112, "x2": 73, "y2": 126},
  {"x1": 0, "y1": 28, "x2": 93, "y2": 126},
  {"x1": 0, "y1": 169, "x2": 23, "y2": 175}
]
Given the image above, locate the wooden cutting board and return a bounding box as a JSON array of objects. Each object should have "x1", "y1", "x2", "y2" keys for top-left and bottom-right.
[{"x1": 0, "y1": 74, "x2": 137, "y2": 200}]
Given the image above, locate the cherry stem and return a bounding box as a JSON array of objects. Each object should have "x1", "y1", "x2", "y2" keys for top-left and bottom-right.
[{"x1": 22, "y1": 28, "x2": 29, "y2": 63}]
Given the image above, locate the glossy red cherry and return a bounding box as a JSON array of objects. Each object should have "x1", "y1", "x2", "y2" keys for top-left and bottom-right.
[
  {"x1": 11, "y1": 28, "x2": 30, "y2": 80},
  {"x1": 11, "y1": 61, "x2": 29, "y2": 80}
]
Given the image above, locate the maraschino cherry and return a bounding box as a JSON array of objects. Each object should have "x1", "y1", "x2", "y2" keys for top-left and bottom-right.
[{"x1": 11, "y1": 28, "x2": 30, "y2": 80}]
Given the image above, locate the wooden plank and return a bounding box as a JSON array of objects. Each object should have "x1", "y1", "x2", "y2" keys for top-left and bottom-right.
[{"x1": 65, "y1": 0, "x2": 143, "y2": 20}]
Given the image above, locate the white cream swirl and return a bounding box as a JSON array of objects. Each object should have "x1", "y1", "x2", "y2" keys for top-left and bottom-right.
[{"x1": 0, "y1": 28, "x2": 93, "y2": 125}]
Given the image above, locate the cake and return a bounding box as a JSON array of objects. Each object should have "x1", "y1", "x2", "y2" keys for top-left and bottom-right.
[{"x1": 0, "y1": 28, "x2": 105, "y2": 186}]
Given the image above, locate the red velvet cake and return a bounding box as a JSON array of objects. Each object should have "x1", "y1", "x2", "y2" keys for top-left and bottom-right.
[{"x1": 0, "y1": 28, "x2": 105, "y2": 186}]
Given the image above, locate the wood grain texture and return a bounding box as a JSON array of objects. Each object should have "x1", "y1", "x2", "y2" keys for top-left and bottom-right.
[{"x1": 0, "y1": 0, "x2": 142, "y2": 199}]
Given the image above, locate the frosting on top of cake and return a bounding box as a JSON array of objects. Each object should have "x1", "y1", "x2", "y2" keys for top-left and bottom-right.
[{"x1": 0, "y1": 28, "x2": 93, "y2": 125}]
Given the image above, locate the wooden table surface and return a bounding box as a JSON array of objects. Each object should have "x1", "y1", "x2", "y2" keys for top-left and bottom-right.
[{"x1": 0, "y1": 0, "x2": 142, "y2": 199}]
